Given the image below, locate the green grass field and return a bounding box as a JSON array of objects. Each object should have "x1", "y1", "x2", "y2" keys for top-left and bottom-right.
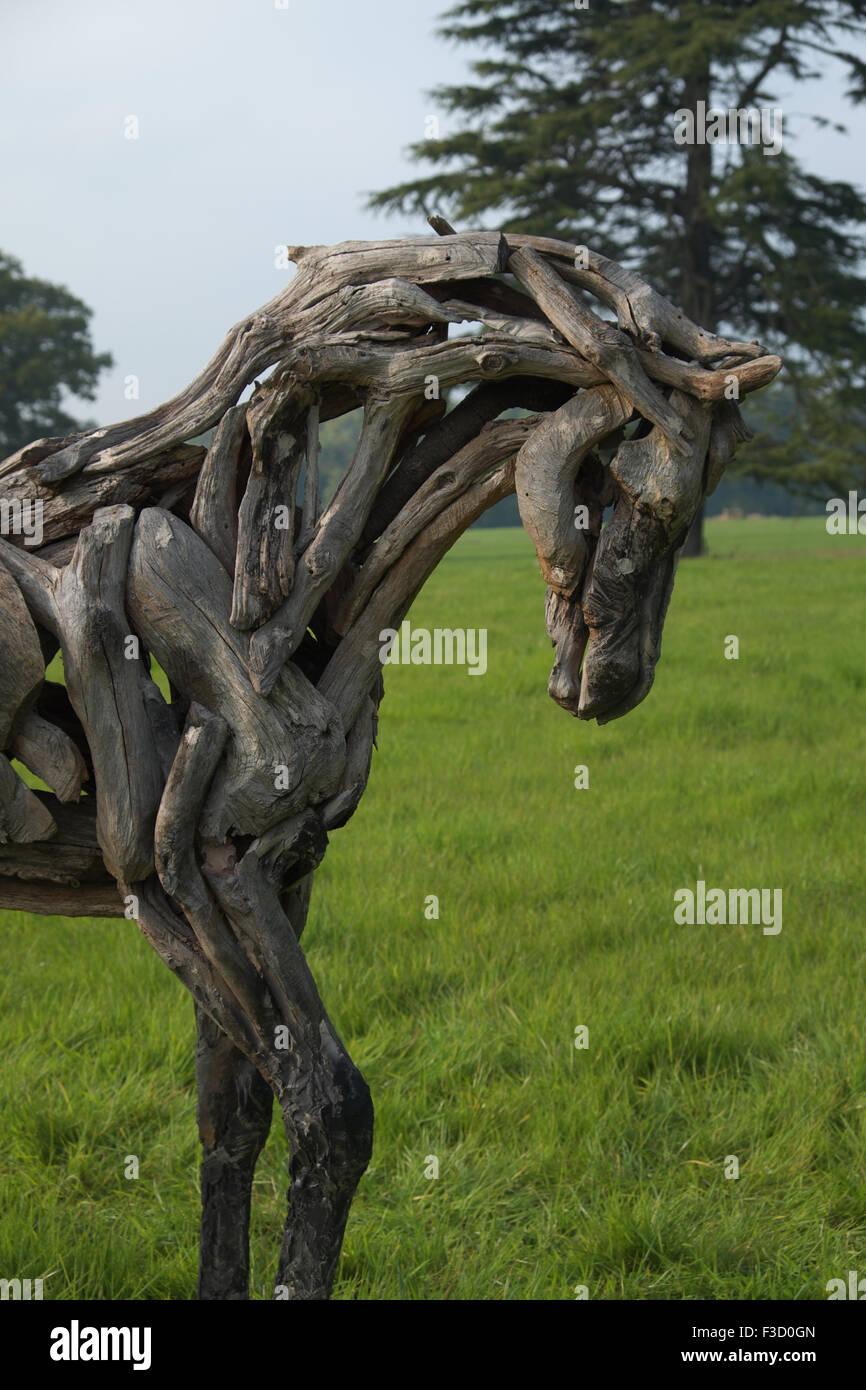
[{"x1": 1, "y1": 516, "x2": 864, "y2": 1301}]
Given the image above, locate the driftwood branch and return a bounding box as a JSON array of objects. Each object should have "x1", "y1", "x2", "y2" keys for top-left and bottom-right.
[
  {"x1": 248, "y1": 395, "x2": 419, "y2": 693},
  {"x1": 127, "y1": 507, "x2": 345, "y2": 839},
  {"x1": 190, "y1": 405, "x2": 247, "y2": 576},
  {"x1": 0, "y1": 756, "x2": 56, "y2": 843},
  {"x1": 10, "y1": 712, "x2": 88, "y2": 802},
  {"x1": 508, "y1": 246, "x2": 692, "y2": 455},
  {"x1": 155, "y1": 704, "x2": 275, "y2": 1042},
  {"x1": 338, "y1": 416, "x2": 537, "y2": 633},
  {"x1": 0, "y1": 561, "x2": 45, "y2": 746},
  {"x1": 320, "y1": 458, "x2": 518, "y2": 728},
  {"x1": 231, "y1": 383, "x2": 311, "y2": 630}
]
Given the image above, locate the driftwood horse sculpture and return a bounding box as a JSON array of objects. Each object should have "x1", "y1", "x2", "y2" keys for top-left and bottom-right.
[{"x1": 0, "y1": 225, "x2": 780, "y2": 1299}]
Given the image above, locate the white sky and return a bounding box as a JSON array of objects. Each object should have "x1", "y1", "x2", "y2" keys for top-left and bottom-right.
[{"x1": 2, "y1": 0, "x2": 864, "y2": 426}]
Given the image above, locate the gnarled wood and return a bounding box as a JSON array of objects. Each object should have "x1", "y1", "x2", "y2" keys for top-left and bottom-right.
[
  {"x1": 0, "y1": 756, "x2": 57, "y2": 843},
  {"x1": 10, "y1": 712, "x2": 88, "y2": 802},
  {"x1": 514, "y1": 384, "x2": 631, "y2": 596},
  {"x1": 230, "y1": 384, "x2": 311, "y2": 630},
  {"x1": 126, "y1": 508, "x2": 346, "y2": 839},
  {"x1": 248, "y1": 395, "x2": 419, "y2": 693},
  {"x1": 508, "y1": 246, "x2": 692, "y2": 456},
  {"x1": 0, "y1": 880, "x2": 122, "y2": 917},
  {"x1": 0, "y1": 797, "x2": 107, "y2": 884},
  {"x1": 0, "y1": 226, "x2": 782, "y2": 1303},
  {"x1": 506, "y1": 233, "x2": 767, "y2": 363},
  {"x1": 56, "y1": 507, "x2": 163, "y2": 880},
  {"x1": 320, "y1": 458, "x2": 518, "y2": 729},
  {"x1": 155, "y1": 704, "x2": 275, "y2": 1042},
  {"x1": 339, "y1": 416, "x2": 537, "y2": 633},
  {"x1": 0, "y1": 444, "x2": 205, "y2": 550},
  {"x1": 579, "y1": 393, "x2": 712, "y2": 721},
  {"x1": 0, "y1": 562, "x2": 45, "y2": 746},
  {"x1": 190, "y1": 405, "x2": 247, "y2": 576}
]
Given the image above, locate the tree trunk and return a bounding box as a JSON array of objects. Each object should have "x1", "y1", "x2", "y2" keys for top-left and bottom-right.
[{"x1": 677, "y1": 62, "x2": 716, "y2": 560}]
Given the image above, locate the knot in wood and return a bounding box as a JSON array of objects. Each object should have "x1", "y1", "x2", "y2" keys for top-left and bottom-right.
[{"x1": 478, "y1": 348, "x2": 511, "y2": 375}]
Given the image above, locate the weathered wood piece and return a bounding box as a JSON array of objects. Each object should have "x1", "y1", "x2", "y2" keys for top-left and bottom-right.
[
  {"x1": 507, "y1": 246, "x2": 693, "y2": 455},
  {"x1": 248, "y1": 396, "x2": 418, "y2": 694},
  {"x1": 706, "y1": 399, "x2": 753, "y2": 495},
  {"x1": 579, "y1": 392, "x2": 712, "y2": 720},
  {"x1": 506, "y1": 234, "x2": 768, "y2": 363},
  {"x1": 0, "y1": 755, "x2": 57, "y2": 843},
  {"x1": 339, "y1": 416, "x2": 536, "y2": 632},
  {"x1": 0, "y1": 506, "x2": 161, "y2": 877},
  {"x1": 230, "y1": 383, "x2": 311, "y2": 630},
  {"x1": 127, "y1": 508, "x2": 346, "y2": 838},
  {"x1": 545, "y1": 588, "x2": 589, "y2": 715},
  {"x1": 0, "y1": 444, "x2": 204, "y2": 550},
  {"x1": 58, "y1": 508, "x2": 163, "y2": 878},
  {"x1": 204, "y1": 844, "x2": 374, "y2": 1299},
  {"x1": 190, "y1": 405, "x2": 247, "y2": 575},
  {"x1": 34, "y1": 682, "x2": 93, "y2": 770},
  {"x1": 320, "y1": 692, "x2": 379, "y2": 830},
  {"x1": 0, "y1": 797, "x2": 106, "y2": 884},
  {"x1": 362, "y1": 376, "x2": 571, "y2": 544},
  {"x1": 128, "y1": 876, "x2": 270, "y2": 1073},
  {"x1": 155, "y1": 704, "x2": 274, "y2": 1042},
  {"x1": 194, "y1": 1002, "x2": 274, "y2": 1300},
  {"x1": 0, "y1": 562, "x2": 45, "y2": 747},
  {"x1": 514, "y1": 384, "x2": 631, "y2": 596},
  {"x1": 10, "y1": 712, "x2": 88, "y2": 802},
  {"x1": 0, "y1": 879, "x2": 122, "y2": 917},
  {"x1": 297, "y1": 400, "x2": 321, "y2": 553},
  {"x1": 320, "y1": 459, "x2": 517, "y2": 729}
]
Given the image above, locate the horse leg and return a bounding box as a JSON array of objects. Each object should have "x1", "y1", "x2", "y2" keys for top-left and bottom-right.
[
  {"x1": 262, "y1": 875, "x2": 374, "y2": 1300},
  {"x1": 272, "y1": 1023, "x2": 373, "y2": 1300},
  {"x1": 196, "y1": 848, "x2": 374, "y2": 1301},
  {"x1": 195, "y1": 1001, "x2": 274, "y2": 1300}
]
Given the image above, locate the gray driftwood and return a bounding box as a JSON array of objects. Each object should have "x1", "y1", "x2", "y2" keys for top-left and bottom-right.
[{"x1": 0, "y1": 223, "x2": 781, "y2": 1301}]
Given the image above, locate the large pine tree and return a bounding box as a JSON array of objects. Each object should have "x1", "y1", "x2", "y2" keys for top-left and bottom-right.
[{"x1": 369, "y1": 0, "x2": 866, "y2": 551}]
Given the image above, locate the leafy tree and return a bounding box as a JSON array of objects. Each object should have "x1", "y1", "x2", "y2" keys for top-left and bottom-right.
[
  {"x1": 368, "y1": 0, "x2": 866, "y2": 550},
  {"x1": 0, "y1": 251, "x2": 113, "y2": 457}
]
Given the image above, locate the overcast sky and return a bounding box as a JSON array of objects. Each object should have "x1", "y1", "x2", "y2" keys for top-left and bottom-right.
[{"x1": 3, "y1": 0, "x2": 865, "y2": 426}]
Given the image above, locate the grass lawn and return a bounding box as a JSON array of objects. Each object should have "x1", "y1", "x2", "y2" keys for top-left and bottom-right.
[{"x1": 1, "y1": 515, "x2": 864, "y2": 1300}]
